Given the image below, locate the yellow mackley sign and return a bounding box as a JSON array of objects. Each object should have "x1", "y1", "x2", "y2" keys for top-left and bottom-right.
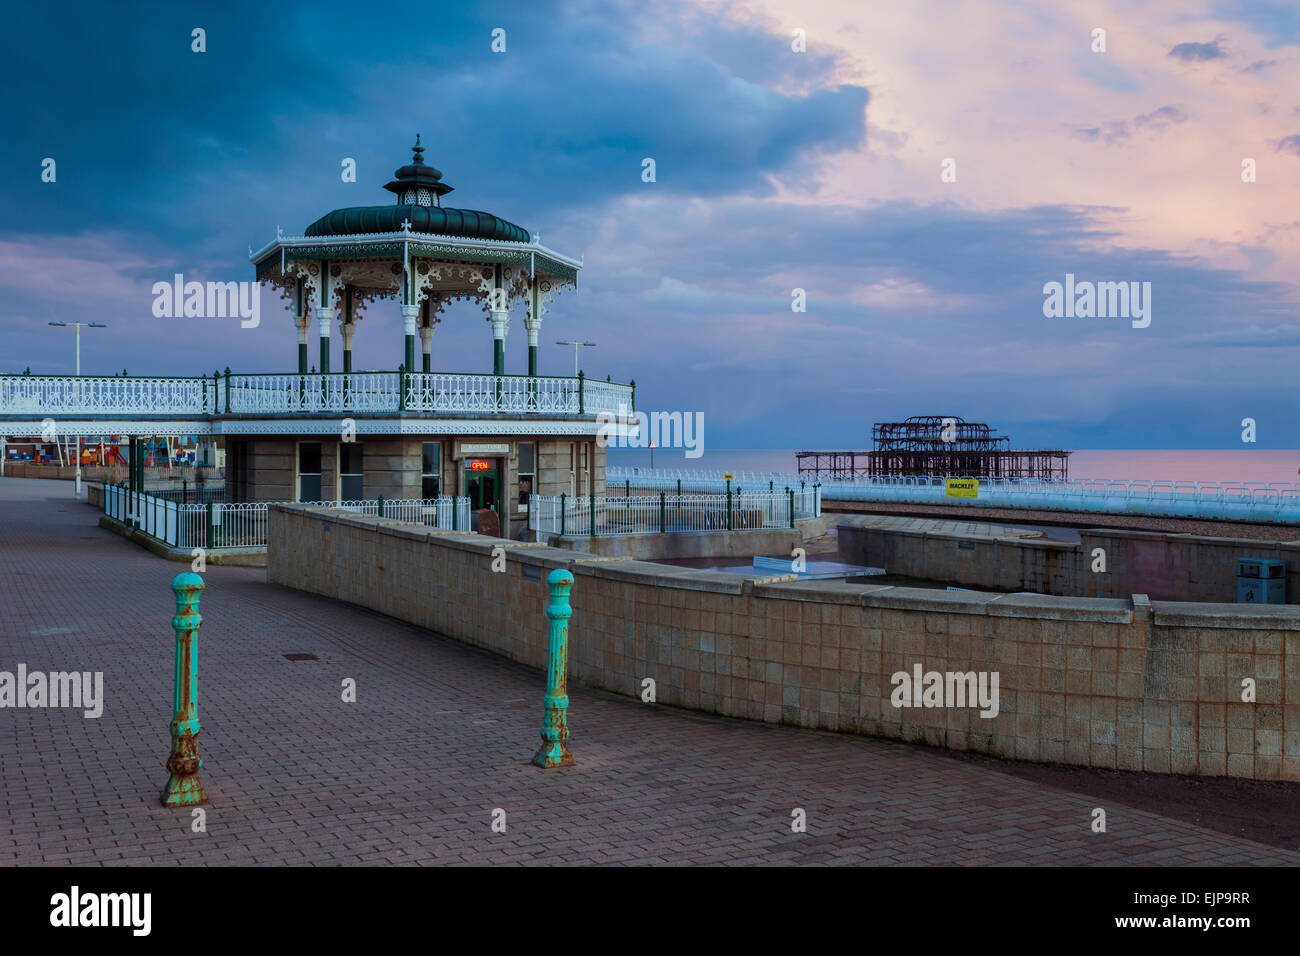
[{"x1": 945, "y1": 478, "x2": 979, "y2": 498}]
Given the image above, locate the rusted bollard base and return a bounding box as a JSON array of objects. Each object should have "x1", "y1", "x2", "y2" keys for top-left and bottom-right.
[
  {"x1": 161, "y1": 732, "x2": 207, "y2": 807},
  {"x1": 532, "y1": 740, "x2": 574, "y2": 768},
  {"x1": 533, "y1": 717, "x2": 574, "y2": 770}
]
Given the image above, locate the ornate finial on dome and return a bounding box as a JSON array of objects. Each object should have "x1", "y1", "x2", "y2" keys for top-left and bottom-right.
[{"x1": 384, "y1": 135, "x2": 452, "y2": 205}]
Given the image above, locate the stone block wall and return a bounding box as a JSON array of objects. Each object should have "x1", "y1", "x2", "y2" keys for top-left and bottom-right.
[
  {"x1": 228, "y1": 434, "x2": 601, "y2": 520},
  {"x1": 269, "y1": 504, "x2": 1300, "y2": 780},
  {"x1": 838, "y1": 516, "x2": 1300, "y2": 603}
]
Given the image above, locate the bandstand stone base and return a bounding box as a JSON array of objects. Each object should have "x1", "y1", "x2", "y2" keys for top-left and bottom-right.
[{"x1": 224, "y1": 431, "x2": 604, "y2": 539}]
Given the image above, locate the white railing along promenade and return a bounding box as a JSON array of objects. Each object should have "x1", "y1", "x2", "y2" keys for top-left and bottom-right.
[
  {"x1": 529, "y1": 488, "x2": 819, "y2": 537},
  {"x1": 106, "y1": 485, "x2": 472, "y2": 549},
  {"x1": 0, "y1": 374, "x2": 213, "y2": 416},
  {"x1": 1, "y1": 371, "x2": 632, "y2": 419},
  {"x1": 608, "y1": 467, "x2": 1300, "y2": 525}
]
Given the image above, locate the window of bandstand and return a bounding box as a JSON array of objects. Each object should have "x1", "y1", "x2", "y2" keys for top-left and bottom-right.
[
  {"x1": 339, "y1": 442, "x2": 364, "y2": 500},
  {"x1": 517, "y1": 442, "x2": 535, "y2": 511},
  {"x1": 569, "y1": 442, "x2": 576, "y2": 497},
  {"x1": 297, "y1": 442, "x2": 322, "y2": 503},
  {"x1": 421, "y1": 442, "x2": 441, "y2": 498}
]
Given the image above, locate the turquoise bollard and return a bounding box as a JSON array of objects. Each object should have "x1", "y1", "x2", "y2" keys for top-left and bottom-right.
[
  {"x1": 161, "y1": 572, "x2": 207, "y2": 806},
  {"x1": 532, "y1": 569, "x2": 575, "y2": 768}
]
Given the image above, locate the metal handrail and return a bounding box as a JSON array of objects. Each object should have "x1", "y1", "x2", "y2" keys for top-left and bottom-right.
[{"x1": 607, "y1": 467, "x2": 1300, "y2": 525}]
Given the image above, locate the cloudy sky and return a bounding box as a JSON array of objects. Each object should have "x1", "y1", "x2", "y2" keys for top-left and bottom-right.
[{"x1": 2, "y1": 0, "x2": 1298, "y2": 448}]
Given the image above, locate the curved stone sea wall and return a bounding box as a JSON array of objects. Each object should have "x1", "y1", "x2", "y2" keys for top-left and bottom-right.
[{"x1": 268, "y1": 504, "x2": 1300, "y2": 781}]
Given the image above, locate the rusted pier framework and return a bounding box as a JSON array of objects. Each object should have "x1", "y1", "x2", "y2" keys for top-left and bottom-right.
[{"x1": 797, "y1": 416, "x2": 1070, "y2": 480}]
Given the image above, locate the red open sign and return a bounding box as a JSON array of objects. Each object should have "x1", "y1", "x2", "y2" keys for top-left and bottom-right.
[{"x1": 468, "y1": 460, "x2": 491, "y2": 471}]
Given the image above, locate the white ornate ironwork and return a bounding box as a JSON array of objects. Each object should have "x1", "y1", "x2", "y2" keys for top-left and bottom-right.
[
  {"x1": 226, "y1": 373, "x2": 401, "y2": 414},
  {"x1": 1, "y1": 372, "x2": 633, "y2": 421},
  {"x1": 581, "y1": 378, "x2": 628, "y2": 416},
  {"x1": 0, "y1": 375, "x2": 211, "y2": 416},
  {"x1": 250, "y1": 230, "x2": 583, "y2": 267},
  {"x1": 403, "y1": 372, "x2": 628, "y2": 416}
]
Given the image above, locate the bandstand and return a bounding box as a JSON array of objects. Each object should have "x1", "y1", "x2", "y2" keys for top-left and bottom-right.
[{"x1": 0, "y1": 137, "x2": 634, "y2": 539}]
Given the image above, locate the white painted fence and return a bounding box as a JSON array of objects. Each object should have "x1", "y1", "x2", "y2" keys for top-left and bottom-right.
[{"x1": 105, "y1": 485, "x2": 471, "y2": 549}]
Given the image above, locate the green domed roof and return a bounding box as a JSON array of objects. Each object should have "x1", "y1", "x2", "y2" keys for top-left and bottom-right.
[
  {"x1": 303, "y1": 135, "x2": 531, "y2": 243},
  {"x1": 305, "y1": 205, "x2": 531, "y2": 242}
]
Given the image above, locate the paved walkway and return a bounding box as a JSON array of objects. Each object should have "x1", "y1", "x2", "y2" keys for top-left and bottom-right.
[{"x1": 0, "y1": 477, "x2": 1294, "y2": 865}]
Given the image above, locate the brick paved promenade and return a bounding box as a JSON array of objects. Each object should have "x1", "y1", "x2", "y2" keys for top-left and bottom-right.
[{"x1": 1, "y1": 477, "x2": 1295, "y2": 865}]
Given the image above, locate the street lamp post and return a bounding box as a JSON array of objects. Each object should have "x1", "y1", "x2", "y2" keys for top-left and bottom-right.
[
  {"x1": 48, "y1": 321, "x2": 107, "y2": 497},
  {"x1": 554, "y1": 339, "x2": 596, "y2": 378}
]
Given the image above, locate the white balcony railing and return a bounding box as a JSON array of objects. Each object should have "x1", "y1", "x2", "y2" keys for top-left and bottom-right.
[
  {"x1": 403, "y1": 372, "x2": 579, "y2": 414},
  {"x1": 0, "y1": 372, "x2": 632, "y2": 419},
  {"x1": 226, "y1": 373, "x2": 401, "y2": 414},
  {"x1": 0, "y1": 375, "x2": 212, "y2": 416}
]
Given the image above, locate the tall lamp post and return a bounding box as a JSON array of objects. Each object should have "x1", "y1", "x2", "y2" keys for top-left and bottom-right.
[
  {"x1": 48, "y1": 321, "x2": 107, "y2": 497},
  {"x1": 555, "y1": 339, "x2": 596, "y2": 378}
]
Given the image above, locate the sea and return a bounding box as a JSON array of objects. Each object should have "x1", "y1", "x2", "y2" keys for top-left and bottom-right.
[{"x1": 605, "y1": 448, "x2": 1300, "y2": 485}]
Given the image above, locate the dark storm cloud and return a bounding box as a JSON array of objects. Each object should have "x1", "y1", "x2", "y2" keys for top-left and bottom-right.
[{"x1": 0, "y1": 0, "x2": 866, "y2": 252}]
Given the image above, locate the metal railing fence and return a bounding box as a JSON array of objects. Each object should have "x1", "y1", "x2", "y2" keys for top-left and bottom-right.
[
  {"x1": 105, "y1": 484, "x2": 471, "y2": 549},
  {"x1": 529, "y1": 488, "x2": 818, "y2": 537},
  {"x1": 607, "y1": 467, "x2": 1300, "y2": 525}
]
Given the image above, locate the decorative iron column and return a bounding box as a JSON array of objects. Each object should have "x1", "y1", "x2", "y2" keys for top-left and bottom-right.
[
  {"x1": 492, "y1": 319, "x2": 507, "y2": 382},
  {"x1": 294, "y1": 276, "x2": 308, "y2": 375},
  {"x1": 315, "y1": 306, "x2": 332, "y2": 375},
  {"x1": 297, "y1": 313, "x2": 309, "y2": 376},
  {"x1": 341, "y1": 324, "x2": 355, "y2": 373},
  {"x1": 526, "y1": 278, "x2": 542, "y2": 378},
  {"x1": 490, "y1": 264, "x2": 508, "y2": 377},
  {"x1": 341, "y1": 285, "x2": 355, "y2": 375},
  {"x1": 532, "y1": 568, "x2": 575, "y2": 768},
  {"x1": 316, "y1": 259, "x2": 332, "y2": 376},
  {"x1": 401, "y1": 303, "x2": 419, "y2": 374},
  {"x1": 161, "y1": 572, "x2": 207, "y2": 807},
  {"x1": 419, "y1": 319, "x2": 434, "y2": 374}
]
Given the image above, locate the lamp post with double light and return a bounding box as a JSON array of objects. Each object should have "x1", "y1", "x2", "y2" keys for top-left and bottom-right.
[{"x1": 554, "y1": 339, "x2": 596, "y2": 378}]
